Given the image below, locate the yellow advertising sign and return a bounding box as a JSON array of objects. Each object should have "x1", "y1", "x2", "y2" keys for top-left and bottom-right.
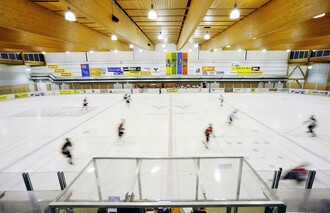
[
  {"x1": 90, "y1": 68, "x2": 102, "y2": 76},
  {"x1": 231, "y1": 66, "x2": 252, "y2": 71},
  {"x1": 123, "y1": 71, "x2": 152, "y2": 76},
  {"x1": 60, "y1": 72, "x2": 72, "y2": 77},
  {"x1": 47, "y1": 64, "x2": 59, "y2": 69},
  {"x1": 15, "y1": 93, "x2": 28, "y2": 98},
  {"x1": 166, "y1": 88, "x2": 178, "y2": 93},
  {"x1": 0, "y1": 95, "x2": 8, "y2": 101},
  {"x1": 59, "y1": 90, "x2": 74, "y2": 94},
  {"x1": 54, "y1": 68, "x2": 66, "y2": 73},
  {"x1": 202, "y1": 66, "x2": 215, "y2": 71}
]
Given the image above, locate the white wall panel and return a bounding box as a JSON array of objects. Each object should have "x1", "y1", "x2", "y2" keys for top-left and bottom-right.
[
  {"x1": 0, "y1": 65, "x2": 30, "y2": 86},
  {"x1": 87, "y1": 52, "x2": 109, "y2": 62},
  {"x1": 65, "y1": 52, "x2": 86, "y2": 62},
  {"x1": 45, "y1": 53, "x2": 66, "y2": 63},
  {"x1": 307, "y1": 63, "x2": 330, "y2": 83},
  {"x1": 222, "y1": 51, "x2": 245, "y2": 61},
  {"x1": 267, "y1": 51, "x2": 288, "y2": 61},
  {"x1": 247, "y1": 51, "x2": 268, "y2": 61}
]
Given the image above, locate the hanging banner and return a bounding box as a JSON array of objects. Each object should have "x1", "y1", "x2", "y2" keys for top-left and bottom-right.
[
  {"x1": 90, "y1": 68, "x2": 102, "y2": 76},
  {"x1": 81, "y1": 64, "x2": 90, "y2": 77},
  {"x1": 177, "y1": 52, "x2": 182, "y2": 74},
  {"x1": 183, "y1": 53, "x2": 188, "y2": 75},
  {"x1": 171, "y1": 53, "x2": 177, "y2": 75},
  {"x1": 166, "y1": 53, "x2": 172, "y2": 75}
]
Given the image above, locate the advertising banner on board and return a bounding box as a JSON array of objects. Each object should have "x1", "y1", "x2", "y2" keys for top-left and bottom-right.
[
  {"x1": 107, "y1": 67, "x2": 123, "y2": 75},
  {"x1": 90, "y1": 68, "x2": 102, "y2": 76},
  {"x1": 81, "y1": 64, "x2": 90, "y2": 77}
]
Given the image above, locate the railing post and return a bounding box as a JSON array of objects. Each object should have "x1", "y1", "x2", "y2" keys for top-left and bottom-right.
[
  {"x1": 57, "y1": 171, "x2": 67, "y2": 190},
  {"x1": 305, "y1": 170, "x2": 316, "y2": 189},
  {"x1": 271, "y1": 171, "x2": 278, "y2": 189},
  {"x1": 22, "y1": 172, "x2": 34, "y2": 191},
  {"x1": 274, "y1": 168, "x2": 282, "y2": 189}
]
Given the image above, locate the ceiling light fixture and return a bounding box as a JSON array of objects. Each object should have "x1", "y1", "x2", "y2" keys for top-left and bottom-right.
[
  {"x1": 158, "y1": 32, "x2": 163, "y2": 40},
  {"x1": 164, "y1": 48, "x2": 167, "y2": 52},
  {"x1": 237, "y1": 49, "x2": 242, "y2": 52},
  {"x1": 313, "y1": 13, "x2": 325, "y2": 19},
  {"x1": 65, "y1": 7, "x2": 76, "y2": 22},
  {"x1": 286, "y1": 49, "x2": 291, "y2": 52},
  {"x1": 226, "y1": 45, "x2": 231, "y2": 48},
  {"x1": 230, "y1": 2, "x2": 240, "y2": 19},
  {"x1": 162, "y1": 43, "x2": 166, "y2": 48},
  {"x1": 189, "y1": 47, "x2": 192, "y2": 52},
  {"x1": 129, "y1": 44, "x2": 134, "y2": 48},
  {"x1": 41, "y1": 51, "x2": 46, "y2": 55},
  {"x1": 262, "y1": 49, "x2": 267, "y2": 52},
  {"x1": 213, "y1": 48, "x2": 217, "y2": 52},
  {"x1": 194, "y1": 43, "x2": 199, "y2": 48},
  {"x1": 65, "y1": 51, "x2": 70, "y2": 54},
  {"x1": 111, "y1": 35, "x2": 117, "y2": 40},
  {"x1": 148, "y1": 4, "x2": 157, "y2": 20},
  {"x1": 139, "y1": 48, "x2": 142, "y2": 52},
  {"x1": 252, "y1": 37, "x2": 257, "y2": 40},
  {"x1": 114, "y1": 49, "x2": 118, "y2": 53},
  {"x1": 204, "y1": 31, "x2": 210, "y2": 40}
]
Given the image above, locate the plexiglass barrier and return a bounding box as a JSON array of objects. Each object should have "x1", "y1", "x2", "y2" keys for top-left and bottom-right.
[{"x1": 50, "y1": 157, "x2": 287, "y2": 212}]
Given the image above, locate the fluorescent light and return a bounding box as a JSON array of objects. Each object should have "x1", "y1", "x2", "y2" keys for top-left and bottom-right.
[
  {"x1": 129, "y1": 44, "x2": 134, "y2": 48},
  {"x1": 262, "y1": 49, "x2": 267, "y2": 52},
  {"x1": 226, "y1": 45, "x2": 231, "y2": 48},
  {"x1": 111, "y1": 35, "x2": 117, "y2": 40},
  {"x1": 89, "y1": 50, "x2": 94, "y2": 53},
  {"x1": 114, "y1": 49, "x2": 118, "y2": 53},
  {"x1": 213, "y1": 48, "x2": 217, "y2": 52},
  {"x1": 238, "y1": 49, "x2": 242, "y2": 52},
  {"x1": 252, "y1": 37, "x2": 257, "y2": 40},
  {"x1": 230, "y1": 3, "x2": 240, "y2": 19},
  {"x1": 158, "y1": 32, "x2": 163, "y2": 40},
  {"x1": 65, "y1": 51, "x2": 70, "y2": 54},
  {"x1": 286, "y1": 49, "x2": 291, "y2": 52},
  {"x1": 41, "y1": 51, "x2": 46, "y2": 55},
  {"x1": 204, "y1": 32, "x2": 210, "y2": 40},
  {"x1": 313, "y1": 13, "x2": 325, "y2": 19},
  {"x1": 148, "y1": 4, "x2": 157, "y2": 19},
  {"x1": 65, "y1": 7, "x2": 76, "y2": 22},
  {"x1": 308, "y1": 66, "x2": 312, "y2": 69},
  {"x1": 194, "y1": 43, "x2": 199, "y2": 48}
]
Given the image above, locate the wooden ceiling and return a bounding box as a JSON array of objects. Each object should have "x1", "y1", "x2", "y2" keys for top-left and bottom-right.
[{"x1": 0, "y1": 0, "x2": 329, "y2": 52}]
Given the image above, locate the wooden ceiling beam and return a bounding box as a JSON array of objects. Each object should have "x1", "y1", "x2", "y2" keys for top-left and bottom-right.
[
  {"x1": 62, "y1": 0, "x2": 154, "y2": 49},
  {"x1": 177, "y1": 0, "x2": 214, "y2": 50},
  {"x1": 201, "y1": 0, "x2": 330, "y2": 50},
  {"x1": 0, "y1": 0, "x2": 130, "y2": 52}
]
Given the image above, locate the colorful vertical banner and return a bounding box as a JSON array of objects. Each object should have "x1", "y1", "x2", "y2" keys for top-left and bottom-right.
[
  {"x1": 177, "y1": 52, "x2": 182, "y2": 74},
  {"x1": 166, "y1": 53, "x2": 172, "y2": 75},
  {"x1": 183, "y1": 53, "x2": 188, "y2": 75},
  {"x1": 171, "y1": 53, "x2": 177, "y2": 75},
  {"x1": 81, "y1": 64, "x2": 90, "y2": 77}
]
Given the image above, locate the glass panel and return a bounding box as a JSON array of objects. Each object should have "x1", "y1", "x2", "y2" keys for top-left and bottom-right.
[
  {"x1": 0, "y1": 172, "x2": 26, "y2": 191},
  {"x1": 0, "y1": 191, "x2": 59, "y2": 213}
]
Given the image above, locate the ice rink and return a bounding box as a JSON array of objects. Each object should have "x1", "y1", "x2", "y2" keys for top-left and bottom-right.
[{"x1": 0, "y1": 92, "x2": 329, "y2": 190}]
